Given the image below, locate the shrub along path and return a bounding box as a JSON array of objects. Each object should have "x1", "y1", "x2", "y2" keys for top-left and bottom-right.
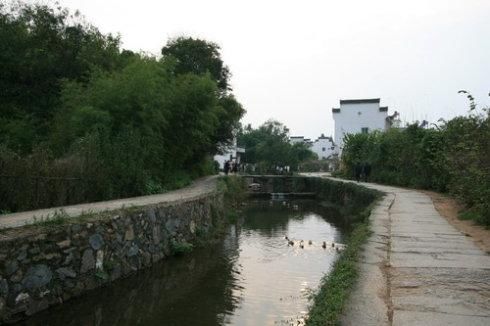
[
  {"x1": 0, "y1": 176, "x2": 218, "y2": 230},
  {"x1": 321, "y1": 177, "x2": 490, "y2": 326}
]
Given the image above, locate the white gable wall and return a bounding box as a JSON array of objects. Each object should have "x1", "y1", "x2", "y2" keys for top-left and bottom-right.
[
  {"x1": 311, "y1": 137, "x2": 336, "y2": 159},
  {"x1": 333, "y1": 101, "x2": 388, "y2": 149}
]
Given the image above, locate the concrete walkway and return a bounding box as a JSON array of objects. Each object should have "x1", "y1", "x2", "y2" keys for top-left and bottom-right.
[
  {"x1": 0, "y1": 176, "x2": 218, "y2": 229},
  {"x1": 331, "y1": 178, "x2": 490, "y2": 325}
]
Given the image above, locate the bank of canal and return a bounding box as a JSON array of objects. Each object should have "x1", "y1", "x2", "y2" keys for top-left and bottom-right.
[
  {"x1": 17, "y1": 199, "x2": 348, "y2": 326},
  {"x1": 1, "y1": 176, "x2": 380, "y2": 325}
]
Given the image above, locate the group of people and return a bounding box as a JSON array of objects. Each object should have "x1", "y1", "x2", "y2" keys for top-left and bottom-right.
[
  {"x1": 354, "y1": 162, "x2": 371, "y2": 182},
  {"x1": 223, "y1": 160, "x2": 239, "y2": 175}
]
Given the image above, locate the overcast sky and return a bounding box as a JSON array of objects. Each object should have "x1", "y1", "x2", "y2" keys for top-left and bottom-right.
[{"x1": 35, "y1": 0, "x2": 490, "y2": 139}]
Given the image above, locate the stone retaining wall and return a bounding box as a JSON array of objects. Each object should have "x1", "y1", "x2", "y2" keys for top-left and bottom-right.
[{"x1": 0, "y1": 192, "x2": 224, "y2": 324}]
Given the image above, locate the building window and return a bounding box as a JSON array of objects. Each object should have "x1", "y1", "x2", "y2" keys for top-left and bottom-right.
[
  {"x1": 361, "y1": 127, "x2": 369, "y2": 134},
  {"x1": 322, "y1": 147, "x2": 326, "y2": 152}
]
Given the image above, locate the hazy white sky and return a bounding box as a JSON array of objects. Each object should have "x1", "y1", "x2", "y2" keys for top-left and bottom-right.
[{"x1": 36, "y1": 0, "x2": 490, "y2": 138}]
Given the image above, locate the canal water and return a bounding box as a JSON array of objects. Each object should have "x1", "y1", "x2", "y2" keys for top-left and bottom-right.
[{"x1": 20, "y1": 199, "x2": 347, "y2": 326}]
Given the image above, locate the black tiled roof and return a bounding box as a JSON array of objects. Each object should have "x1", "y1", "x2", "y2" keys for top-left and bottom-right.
[{"x1": 340, "y1": 98, "x2": 380, "y2": 104}]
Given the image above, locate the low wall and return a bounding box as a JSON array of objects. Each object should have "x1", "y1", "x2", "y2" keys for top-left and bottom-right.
[
  {"x1": 0, "y1": 191, "x2": 224, "y2": 324},
  {"x1": 244, "y1": 175, "x2": 379, "y2": 216}
]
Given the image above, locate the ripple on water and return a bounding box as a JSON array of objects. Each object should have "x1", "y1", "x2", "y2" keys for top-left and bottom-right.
[{"x1": 224, "y1": 201, "x2": 344, "y2": 325}]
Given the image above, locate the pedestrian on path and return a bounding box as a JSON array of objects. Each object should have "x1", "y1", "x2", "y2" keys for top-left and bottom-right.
[
  {"x1": 224, "y1": 160, "x2": 230, "y2": 175},
  {"x1": 354, "y1": 163, "x2": 362, "y2": 182},
  {"x1": 362, "y1": 162, "x2": 371, "y2": 182}
]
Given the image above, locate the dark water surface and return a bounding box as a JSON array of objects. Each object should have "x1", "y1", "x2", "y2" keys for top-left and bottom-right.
[{"x1": 21, "y1": 200, "x2": 347, "y2": 326}]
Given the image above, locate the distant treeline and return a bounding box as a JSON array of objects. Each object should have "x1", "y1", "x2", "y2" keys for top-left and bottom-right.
[
  {"x1": 340, "y1": 104, "x2": 490, "y2": 225},
  {"x1": 0, "y1": 3, "x2": 244, "y2": 212}
]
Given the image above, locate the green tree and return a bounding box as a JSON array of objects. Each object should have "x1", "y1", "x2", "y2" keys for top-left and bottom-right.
[
  {"x1": 161, "y1": 36, "x2": 230, "y2": 91},
  {"x1": 161, "y1": 37, "x2": 245, "y2": 151},
  {"x1": 0, "y1": 3, "x2": 122, "y2": 153},
  {"x1": 0, "y1": 3, "x2": 245, "y2": 212},
  {"x1": 238, "y1": 120, "x2": 316, "y2": 173}
]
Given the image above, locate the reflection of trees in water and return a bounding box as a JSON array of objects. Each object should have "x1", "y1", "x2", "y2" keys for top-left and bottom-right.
[
  {"x1": 242, "y1": 200, "x2": 349, "y2": 238},
  {"x1": 22, "y1": 230, "x2": 241, "y2": 326}
]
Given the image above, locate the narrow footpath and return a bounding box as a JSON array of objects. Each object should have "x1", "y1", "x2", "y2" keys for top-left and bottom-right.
[
  {"x1": 334, "y1": 178, "x2": 490, "y2": 325},
  {"x1": 0, "y1": 176, "x2": 218, "y2": 230}
]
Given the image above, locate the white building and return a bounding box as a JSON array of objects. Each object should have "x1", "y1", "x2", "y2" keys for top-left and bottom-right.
[
  {"x1": 332, "y1": 98, "x2": 389, "y2": 150},
  {"x1": 311, "y1": 134, "x2": 337, "y2": 159},
  {"x1": 289, "y1": 134, "x2": 337, "y2": 159}
]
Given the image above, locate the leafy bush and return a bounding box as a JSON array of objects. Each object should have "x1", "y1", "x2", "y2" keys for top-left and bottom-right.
[{"x1": 340, "y1": 107, "x2": 490, "y2": 225}]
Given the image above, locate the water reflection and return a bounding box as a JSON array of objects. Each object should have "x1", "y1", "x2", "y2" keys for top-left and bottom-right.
[{"x1": 20, "y1": 200, "x2": 346, "y2": 326}]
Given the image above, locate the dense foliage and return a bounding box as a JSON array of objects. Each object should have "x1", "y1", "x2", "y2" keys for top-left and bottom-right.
[
  {"x1": 237, "y1": 120, "x2": 317, "y2": 173},
  {"x1": 0, "y1": 3, "x2": 244, "y2": 212},
  {"x1": 341, "y1": 107, "x2": 490, "y2": 225}
]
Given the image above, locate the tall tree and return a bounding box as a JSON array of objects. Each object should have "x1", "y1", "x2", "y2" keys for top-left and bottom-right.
[
  {"x1": 0, "y1": 3, "x2": 122, "y2": 153},
  {"x1": 161, "y1": 36, "x2": 245, "y2": 152},
  {"x1": 161, "y1": 36, "x2": 230, "y2": 92}
]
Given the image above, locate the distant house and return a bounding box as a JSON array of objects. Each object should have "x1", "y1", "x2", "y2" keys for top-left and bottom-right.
[
  {"x1": 311, "y1": 134, "x2": 336, "y2": 159},
  {"x1": 332, "y1": 98, "x2": 393, "y2": 150},
  {"x1": 289, "y1": 134, "x2": 337, "y2": 160}
]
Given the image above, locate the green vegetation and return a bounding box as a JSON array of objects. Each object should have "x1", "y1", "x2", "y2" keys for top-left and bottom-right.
[
  {"x1": 340, "y1": 100, "x2": 489, "y2": 225},
  {"x1": 0, "y1": 3, "x2": 244, "y2": 213},
  {"x1": 299, "y1": 159, "x2": 338, "y2": 173},
  {"x1": 306, "y1": 180, "x2": 380, "y2": 325},
  {"x1": 31, "y1": 209, "x2": 69, "y2": 227},
  {"x1": 237, "y1": 120, "x2": 317, "y2": 174},
  {"x1": 170, "y1": 239, "x2": 194, "y2": 255},
  {"x1": 218, "y1": 176, "x2": 247, "y2": 222},
  {"x1": 307, "y1": 222, "x2": 370, "y2": 325}
]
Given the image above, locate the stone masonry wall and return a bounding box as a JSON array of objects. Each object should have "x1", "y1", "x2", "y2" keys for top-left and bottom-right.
[{"x1": 0, "y1": 192, "x2": 224, "y2": 324}]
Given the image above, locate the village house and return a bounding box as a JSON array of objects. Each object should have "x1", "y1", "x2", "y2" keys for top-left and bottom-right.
[
  {"x1": 289, "y1": 134, "x2": 337, "y2": 160},
  {"x1": 332, "y1": 98, "x2": 397, "y2": 151}
]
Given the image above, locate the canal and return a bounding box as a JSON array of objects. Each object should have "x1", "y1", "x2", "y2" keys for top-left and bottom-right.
[{"x1": 19, "y1": 199, "x2": 347, "y2": 326}]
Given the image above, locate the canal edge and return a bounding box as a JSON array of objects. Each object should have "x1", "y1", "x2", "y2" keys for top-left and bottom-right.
[{"x1": 340, "y1": 191, "x2": 395, "y2": 326}]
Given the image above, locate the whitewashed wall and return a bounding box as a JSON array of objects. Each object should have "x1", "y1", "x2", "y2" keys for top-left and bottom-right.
[
  {"x1": 311, "y1": 137, "x2": 336, "y2": 159},
  {"x1": 333, "y1": 100, "x2": 388, "y2": 149}
]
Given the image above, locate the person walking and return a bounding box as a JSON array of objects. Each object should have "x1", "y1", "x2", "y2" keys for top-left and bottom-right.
[
  {"x1": 362, "y1": 162, "x2": 371, "y2": 182},
  {"x1": 224, "y1": 160, "x2": 230, "y2": 175},
  {"x1": 354, "y1": 163, "x2": 362, "y2": 182}
]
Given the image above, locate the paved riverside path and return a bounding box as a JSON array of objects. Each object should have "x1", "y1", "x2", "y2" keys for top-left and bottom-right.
[
  {"x1": 0, "y1": 176, "x2": 218, "y2": 229},
  {"x1": 321, "y1": 178, "x2": 490, "y2": 326}
]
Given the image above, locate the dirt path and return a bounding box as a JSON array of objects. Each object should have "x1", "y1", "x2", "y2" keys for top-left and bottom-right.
[{"x1": 423, "y1": 190, "x2": 490, "y2": 253}]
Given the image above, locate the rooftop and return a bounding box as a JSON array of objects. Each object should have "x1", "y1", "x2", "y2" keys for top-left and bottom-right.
[{"x1": 340, "y1": 98, "x2": 380, "y2": 105}]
